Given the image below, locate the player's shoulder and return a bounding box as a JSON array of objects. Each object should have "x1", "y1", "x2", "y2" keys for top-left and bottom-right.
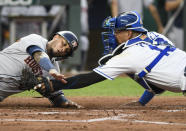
[
  {"x1": 21, "y1": 34, "x2": 43, "y2": 39},
  {"x1": 20, "y1": 34, "x2": 47, "y2": 42},
  {"x1": 147, "y1": 31, "x2": 174, "y2": 46},
  {"x1": 147, "y1": 31, "x2": 167, "y2": 40},
  {"x1": 25, "y1": 34, "x2": 44, "y2": 39},
  {"x1": 147, "y1": 31, "x2": 161, "y2": 39}
]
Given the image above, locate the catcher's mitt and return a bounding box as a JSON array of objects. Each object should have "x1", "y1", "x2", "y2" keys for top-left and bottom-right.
[{"x1": 19, "y1": 68, "x2": 54, "y2": 97}]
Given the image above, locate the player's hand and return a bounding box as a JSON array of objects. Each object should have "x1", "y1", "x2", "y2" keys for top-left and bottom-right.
[{"x1": 49, "y1": 69, "x2": 67, "y2": 84}]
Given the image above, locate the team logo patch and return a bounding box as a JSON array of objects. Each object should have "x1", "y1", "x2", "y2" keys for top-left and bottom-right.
[
  {"x1": 71, "y1": 40, "x2": 78, "y2": 49},
  {"x1": 140, "y1": 34, "x2": 147, "y2": 40}
]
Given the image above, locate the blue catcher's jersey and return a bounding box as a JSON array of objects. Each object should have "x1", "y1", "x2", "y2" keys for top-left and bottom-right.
[{"x1": 94, "y1": 32, "x2": 186, "y2": 92}]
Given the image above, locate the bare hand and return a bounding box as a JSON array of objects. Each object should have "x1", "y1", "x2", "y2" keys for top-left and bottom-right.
[{"x1": 49, "y1": 69, "x2": 67, "y2": 84}]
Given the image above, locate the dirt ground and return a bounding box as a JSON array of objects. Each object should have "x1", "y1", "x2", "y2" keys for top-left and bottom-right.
[{"x1": 1, "y1": 96, "x2": 186, "y2": 131}]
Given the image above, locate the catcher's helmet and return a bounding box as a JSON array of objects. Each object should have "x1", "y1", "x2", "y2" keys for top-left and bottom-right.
[
  {"x1": 101, "y1": 11, "x2": 147, "y2": 55},
  {"x1": 56, "y1": 31, "x2": 79, "y2": 60},
  {"x1": 115, "y1": 11, "x2": 147, "y2": 33}
]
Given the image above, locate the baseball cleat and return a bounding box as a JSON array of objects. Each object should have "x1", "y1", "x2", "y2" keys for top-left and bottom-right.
[{"x1": 48, "y1": 93, "x2": 84, "y2": 109}]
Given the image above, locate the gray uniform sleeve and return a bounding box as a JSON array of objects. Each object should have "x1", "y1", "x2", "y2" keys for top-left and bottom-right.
[{"x1": 19, "y1": 34, "x2": 48, "y2": 52}]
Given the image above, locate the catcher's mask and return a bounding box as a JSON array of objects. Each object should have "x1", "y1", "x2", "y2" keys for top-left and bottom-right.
[
  {"x1": 101, "y1": 11, "x2": 147, "y2": 55},
  {"x1": 55, "y1": 31, "x2": 79, "y2": 60}
]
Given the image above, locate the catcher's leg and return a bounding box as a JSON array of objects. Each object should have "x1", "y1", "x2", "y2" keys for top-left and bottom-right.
[{"x1": 47, "y1": 90, "x2": 83, "y2": 109}]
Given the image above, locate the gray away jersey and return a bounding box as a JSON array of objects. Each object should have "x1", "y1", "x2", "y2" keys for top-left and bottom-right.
[{"x1": 0, "y1": 34, "x2": 48, "y2": 80}]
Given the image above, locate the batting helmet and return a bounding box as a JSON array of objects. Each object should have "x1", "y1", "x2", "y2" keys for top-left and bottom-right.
[
  {"x1": 56, "y1": 31, "x2": 78, "y2": 57},
  {"x1": 53, "y1": 31, "x2": 79, "y2": 60}
]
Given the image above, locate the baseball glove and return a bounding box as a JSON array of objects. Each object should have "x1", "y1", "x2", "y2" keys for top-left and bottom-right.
[
  {"x1": 19, "y1": 68, "x2": 54, "y2": 97},
  {"x1": 33, "y1": 77, "x2": 54, "y2": 97},
  {"x1": 19, "y1": 68, "x2": 39, "y2": 90}
]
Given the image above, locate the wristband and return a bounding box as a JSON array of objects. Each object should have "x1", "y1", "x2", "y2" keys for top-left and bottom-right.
[{"x1": 39, "y1": 57, "x2": 55, "y2": 72}]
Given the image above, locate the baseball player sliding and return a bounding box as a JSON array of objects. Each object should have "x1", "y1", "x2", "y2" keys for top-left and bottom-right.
[
  {"x1": 34, "y1": 11, "x2": 186, "y2": 107},
  {"x1": 0, "y1": 31, "x2": 82, "y2": 108}
]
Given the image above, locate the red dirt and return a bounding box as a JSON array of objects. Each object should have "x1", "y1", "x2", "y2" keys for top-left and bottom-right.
[{"x1": 1, "y1": 96, "x2": 186, "y2": 131}]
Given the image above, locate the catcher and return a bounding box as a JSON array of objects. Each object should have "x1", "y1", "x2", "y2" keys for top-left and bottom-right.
[
  {"x1": 34, "y1": 11, "x2": 186, "y2": 107},
  {"x1": 0, "y1": 31, "x2": 82, "y2": 108}
]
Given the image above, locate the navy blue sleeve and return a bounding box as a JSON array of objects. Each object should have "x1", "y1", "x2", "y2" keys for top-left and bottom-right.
[
  {"x1": 51, "y1": 71, "x2": 106, "y2": 91},
  {"x1": 26, "y1": 45, "x2": 55, "y2": 72},
  {"x1": 27, "y1": 45, "x2": 44, "y2": 56}
]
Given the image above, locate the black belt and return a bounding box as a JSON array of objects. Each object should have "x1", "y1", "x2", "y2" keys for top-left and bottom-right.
[
  {"x1": 184, "y1": 67, "x2": 186, "y2": 77},
  {"x1": 182, "y1": 67, "x2": 186, "y2": 95}
]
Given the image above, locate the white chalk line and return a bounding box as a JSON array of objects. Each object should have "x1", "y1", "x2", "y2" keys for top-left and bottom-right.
[
  {"x1": 130, "y1": 120, "x2": 186, "y2": 126},
  {"x1": 1, "y1": 113, "x2": 186, "y2": 126},
  {"x1": 0, "y1": 111, "x2": 116, "y2": 116},
  {"x1": 0, "y1": 109, "x2": 185, "y2": 116},
  {"x1": 0, "y1": 110, "x2": 124, "y2": 116},
  {"x1": 0, "y1": 111, "x2": 79, "y2": 115},
  {"x1": 0, "y1": 114, "x2": 134, "y2": 123},
  {"x1": 1, "y1": 109, "x2": 186, "y2": 126},
  {"x1": 0, "y1": 110, "x2": 184, "y2": 116},
  {"x1": 161, "y1": 109, "x2": 185, "y2": 112}
]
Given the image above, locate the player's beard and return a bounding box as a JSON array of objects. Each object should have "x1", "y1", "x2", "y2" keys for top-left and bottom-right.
[
  {"x1": 48, "y1": 48, "x2": 66, "y2": 58},
  {"x1": 47, "y1": 48, "x2": 55, "y2": 58}
]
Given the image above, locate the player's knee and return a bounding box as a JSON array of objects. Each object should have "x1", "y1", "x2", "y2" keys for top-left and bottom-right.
[
  {"x1": 150, "y1": 84, "x2": 165, "y2": 94},
  {"x1": 48, "y1": 91, "x2": 67, "y2": 107}
]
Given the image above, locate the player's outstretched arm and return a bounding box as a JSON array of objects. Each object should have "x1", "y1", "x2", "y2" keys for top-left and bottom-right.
[
  {"x1": 27, "y1": 45, "x2": 67, "y2": 83},
  {"x1": 52, "y1": 71, "x2": 106, "y2": 90},
  {"x1": 34, "y1": 71, "x2": 106, "y2": 96}
]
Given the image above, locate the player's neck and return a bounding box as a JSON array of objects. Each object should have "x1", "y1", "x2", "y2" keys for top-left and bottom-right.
[
  {"x1": 46, "y1": 43, "x2": 52, "y2": 59},
  {"x1": 131, "y1": 32, "x2": 142, "y2": 38}
]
